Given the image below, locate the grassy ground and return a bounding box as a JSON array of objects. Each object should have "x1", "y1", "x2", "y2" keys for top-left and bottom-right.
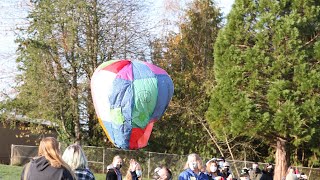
[{"x1": 0, "y1": 164, "x2": 106, "y2": 180}]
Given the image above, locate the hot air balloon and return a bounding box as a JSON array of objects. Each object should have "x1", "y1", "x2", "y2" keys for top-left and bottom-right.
[{"x1": 91, "y1": 60, "x2": 174, "y2": 149}]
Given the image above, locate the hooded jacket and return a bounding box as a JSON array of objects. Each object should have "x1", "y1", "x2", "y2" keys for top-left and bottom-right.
[
  {"x1": 106, "y1": 164, "x2": 122, "y2": 180},
  {"x1": 20, "y1": 156, "x2": 75, "y2": 180}
]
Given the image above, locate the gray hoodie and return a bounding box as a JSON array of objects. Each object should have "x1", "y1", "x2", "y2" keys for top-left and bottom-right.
[{"x1": 21, "y1": 156, "x2": 75, "y2": 180}]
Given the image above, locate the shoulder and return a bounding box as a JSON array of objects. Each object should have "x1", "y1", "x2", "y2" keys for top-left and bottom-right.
[
  {"x1": 75, "y1": 168, "x2": 95, "y2": 180},
  {"x1": 199, "y1": 172, "x2": 209, "y2": 180},
  {"x1": 20, "y1": 162, "x2": 31, "y2": 179},
  {"x1": 179, "y1": 169, "x2": 194, "y2": 179},
  {"x1": 107, "y1": 168, "x2": 117, "y2": 177},
  {"x1": 179, "y1": 169, "x2": 190, "y2": 176},
  {"x1": 61, "y1": 167, "x2": 75, "y2": 180},
  {"x1": 107, "y1": 168, "x2": 116, "y2": 174},
  {"x1": 179, "y1": 170, "x2": 190, "y2": 179}
]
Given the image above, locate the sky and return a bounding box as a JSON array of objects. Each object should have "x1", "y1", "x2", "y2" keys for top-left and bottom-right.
[
  {"x1": 0, "y1": 0, "x2": 235, "y2": 96},
  {"x1": 217, "y1": 0, "x2": 235, "y2": 17},
  {"x1": 0, "y1": 0, "x2": 29, "y2": 96}
]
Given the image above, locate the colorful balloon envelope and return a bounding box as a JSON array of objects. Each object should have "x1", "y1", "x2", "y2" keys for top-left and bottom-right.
[{"x1": 91, "y1": 60, "x2": 174, "y2": 149}]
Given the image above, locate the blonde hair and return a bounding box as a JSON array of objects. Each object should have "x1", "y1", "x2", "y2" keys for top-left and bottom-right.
[
  {"x1": 124, "y1": 167, "x2": 142, "y2": 180},
  {"x1": 38, "y1": 137, "x2": 76, "y2": 178},
  {"x1": 38, "y1": 137, "x2": 65, "y2": 168},
  {"x1": 183, "y1": 153, "x2": 203, "y2": 170},
  {"x1": 62, "y1": 144, "x2": 88, "y2": 170},
  {"x1": 124, "y1": 160, "x2": 142, "y2": 180}
]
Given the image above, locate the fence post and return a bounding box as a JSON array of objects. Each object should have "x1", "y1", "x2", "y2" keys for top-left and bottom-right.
[
  {"x1": 102, "y1": 147, "x2": 105, "y2": 173},
  {"x1": 10, "y1": 144, "x2": 14, "y2": 165},
  {"x1": 148, "y1": 152, "x2": 151, "y2": 179}
]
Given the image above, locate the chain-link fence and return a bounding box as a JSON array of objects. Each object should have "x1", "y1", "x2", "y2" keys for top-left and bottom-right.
[
  {"x1": 10, "y1": 144, "x2": 320, "y2": 179},
  {"x1": 10, "y1": 144, "x2": 187, "y2": 179}
]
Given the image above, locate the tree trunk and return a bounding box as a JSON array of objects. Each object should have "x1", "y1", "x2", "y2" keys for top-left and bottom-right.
[
  {"x1": 274, "y1": 137, "x2": 290, "y2": 180},
  {"x1": 71, "y1": 66, "x2": 81, "y2": 145}
]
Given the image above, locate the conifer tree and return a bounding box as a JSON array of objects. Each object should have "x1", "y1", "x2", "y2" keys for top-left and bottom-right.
[
  {"x1": 207, "y1": 0, "x2": 320, "y2": 178},
  {"x1": 150, "y1": 0, "x2": 222, "y2": 157}
]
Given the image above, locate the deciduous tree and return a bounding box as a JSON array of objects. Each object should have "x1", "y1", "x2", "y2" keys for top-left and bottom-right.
[{"x1": 1, "y1": 0, "x2": 154, "y2": 146}]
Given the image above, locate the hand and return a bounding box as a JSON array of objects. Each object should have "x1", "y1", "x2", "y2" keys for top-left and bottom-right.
[{"x1": 129, "y1": 159, "x2": 137, "y2": 171}]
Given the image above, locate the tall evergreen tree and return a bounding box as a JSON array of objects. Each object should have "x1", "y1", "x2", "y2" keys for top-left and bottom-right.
[
  {"x1": 207, "y1": 0, "x2": 320, "y2": 178},
  {"x1": 149, "y1": 0, "x2": 222, "y2": 157}
]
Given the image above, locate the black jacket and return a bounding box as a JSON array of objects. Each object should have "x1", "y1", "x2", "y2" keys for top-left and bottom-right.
[
  {"x1": 20, "y1": 156, "x2": 75, "y2": 180},
  {"x1": 106, "y1": 169, "x2": 118, "y2": 180},
  {"x1": 260, "y1": 170, "x2": 273, "y2": 180},
  {"x1": 130, "y1": 171, "x2": 138, "y2": 180}
]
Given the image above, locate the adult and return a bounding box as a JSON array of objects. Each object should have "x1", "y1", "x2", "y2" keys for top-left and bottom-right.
[
  {"x1": 249, "y1": 162, "x2": 262, "y2": 180},
  {"x1": 299, "y1": 173, "x2": 308, "y2": 180},
  {"x1": 260, "y1": 163, "x2": 274, "y2": 180},
  {"x1": 153, "y1": 166, "x2": 172, "y2": 180},
  {"x1": 20, "y1": 137, "x2": 75, "y2": 180},
  {"x1": 106, "y1": 155, "x2": 123, "y2": 180},
  {"x1": 62, "y1": 144, "x2": 95, "y2": 180},
  {"x1": 124, "y1": 159, "x2": 142, "y2": 180},
  {"x1": 216, "y1": 157, "x2": 225, "y2": 170},
  {"x1": 285, "y1": 167, "x2": 298, "y2": 180},
  {"x1": 220, "y1": 162, "x2": 232, "y2": 180},
  {"x1": 239, "y1": 167, "x2": 250, "y2": 180},
  {"x1": 178, "y1": 153, "x2": 208, "y2": 180},
  {"x1": 205, "y1": 160, "x2": 223, "y2": 180}
]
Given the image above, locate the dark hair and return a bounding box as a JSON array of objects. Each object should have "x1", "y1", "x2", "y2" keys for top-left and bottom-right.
[
  {"x1": 165, "y1": 167, "x2": 172, "y2": 180},
  {"x1": 218, "y1": 157, "x2": 225, "y2": 161},
  {"x1": 153, "y1": 166, "x2": 172, "y2": 180}
]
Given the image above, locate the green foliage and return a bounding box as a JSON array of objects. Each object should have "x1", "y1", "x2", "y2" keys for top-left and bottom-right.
[
  {"x1": 148, "y1": 0, "x2": 222, "y2": 158},
  {"x1": 1, "y1": 0, "x2": 153, "y2": 147},
  {"x1": 208, "y1": 0, "x2": 320, "y2": 166},
  {"x1": 10, "y1": 0, "x2": 90, "y2": 143}
]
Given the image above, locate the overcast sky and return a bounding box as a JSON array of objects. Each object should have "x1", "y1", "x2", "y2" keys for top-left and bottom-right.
[{"x1": 0, "y1": 0, "x2": 235, "y2": 95}]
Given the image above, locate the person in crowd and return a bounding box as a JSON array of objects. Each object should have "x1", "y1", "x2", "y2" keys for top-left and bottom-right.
[
  {"x1": 285, "y1": 167, "x2": 298, "y2": 180},
  {"x1": 299, "y1": 173, "x2": 308, "y2": 180},
  {"x1": 294, "y1": 168, "x2": 300, "y2": 179},
  {"x1": 152, "y1": 166, "x2": 172, "y2": 180},
  {"x1": 178, "y1": 153, "x2": 208, "y2": 180},
  {"x1": 206, "y1": 158, "x2": 217, "y2": 166},
  {"x1": 239, "y1": 167, "x2": 250, "y2": 180},
  {"x1": 106, "y1": 155, "x2": 123, "y2": 180},
  {"x1": 220, "y1": 162, "x2": 232, "y2": 180},
  {"x1": 249, "y1": 162, "x2": 262, "y2": 180},
  {"x1": 216, "y1": 157, "x2": 225, "y2": 170},
  {"x1": 62, "y1": 144, "x2": 95, "y2": 180},
  {"x1": 124, "y1": 159, "x2": 142, "y2": 180},
  {"x1": 20, "y1": 137, "x2": 75, "y2": 180},
  {"x1": 205, "y1": 159, "x2": 223, "y2": 180},
  {"x1": 260, "y1": 163, "x2": 274, "y2": 180}
]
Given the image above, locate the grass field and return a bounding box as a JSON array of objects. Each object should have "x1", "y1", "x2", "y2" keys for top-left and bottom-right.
[{"x1": 0, "y1": 164, "x2": 106, "y2": 180}]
